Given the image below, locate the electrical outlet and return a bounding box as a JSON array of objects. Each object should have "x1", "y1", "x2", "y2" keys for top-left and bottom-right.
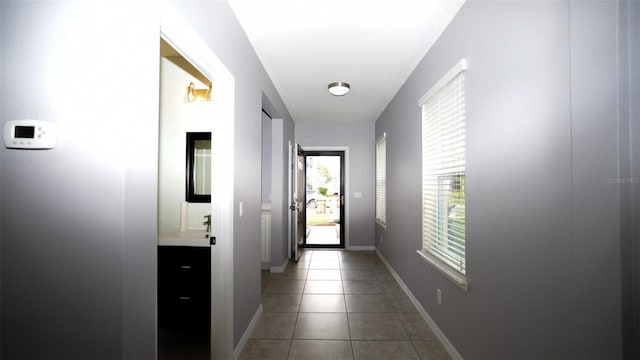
[{"x1": 437, "y1": 289, "x2": 442, "y2": 305}]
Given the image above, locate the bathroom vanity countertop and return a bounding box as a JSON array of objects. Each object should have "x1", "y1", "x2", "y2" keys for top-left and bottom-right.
[{"x1": 158, "y1": 231, "x2": 211, "y2": 247}]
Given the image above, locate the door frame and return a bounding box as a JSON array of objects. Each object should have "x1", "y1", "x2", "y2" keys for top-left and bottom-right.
[
  {"x1": 301, "y1": 146, "x2": 350, "y2": 249},
  {"x1": 161, "y1": 6, "x2": 235, "y2": 359}
]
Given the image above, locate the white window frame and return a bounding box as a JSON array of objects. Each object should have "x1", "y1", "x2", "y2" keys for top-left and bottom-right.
[
  {"x1": 375, "y1": 133, "x2": 387, "y2": 228},
  {"x1": 417, "y1": 59, "x2": 468, "y2": 291}
]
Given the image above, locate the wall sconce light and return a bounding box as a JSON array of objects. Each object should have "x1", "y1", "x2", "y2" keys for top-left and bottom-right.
[
  {"x1": 328, "y1": 81, "x2": 350, "y2": 96},
  {"x1": 187, "y1": 82, "x2": 212, "y2": 102}
]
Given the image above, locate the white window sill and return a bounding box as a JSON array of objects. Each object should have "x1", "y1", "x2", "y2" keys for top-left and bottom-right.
[
  {"x1": 375, "y1": 219, "x2": 387, "y2": 230},
  {"x1": 416, "y1": 250, "x2": 468, "y2": 292}
]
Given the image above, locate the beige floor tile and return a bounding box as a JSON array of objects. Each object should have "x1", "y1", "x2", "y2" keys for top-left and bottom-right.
[
  {"x1": 272, "y1": 270, "x2": 308, "y2": 280},
  {"x1": 412, "y1": 340, "x2": 451, "y2": 360},
  {"x1": 345, "y1": 294, "x2": 393, "y2": 313},
  {"x1": 396, "y1": 313, "x2": 437, "y2": 340},
  {"x1": 262, "y1": 294, "x2": 302, "y2": 313},
  {"x1": 304, "y1": 280, "x2": 344, "y2": 294},
  {"x1": 341, "y1": 269, "x2": 377, "y2": 281},
  {"x1": 288, "y1": 260, "x2": 311, "y2": 270},
  {"x1": 308, "y1": 260, "x2": 341, "y2": 269},
  {"x1": 307, "y1": 269, "x2": 341, "y2": 280},
  {"x1": 348, "y1": 313, "x2": 408, "y2": 340},
  {"x1": 288, "y1": 340, "x2": 353, "y2": 360},
  {"x1": 310, "y1": 251, "x2": 339, "y2": 261},
  {"x1": 238, "y1": 339, "x2": 291, "y2": 359},
  {"x1": 343, "y1": 280, "x2": 385, "y2": 295},
  {"x1": 338, "y1": 252, "x2": 367, "y2": 261},
  {"x1": 339, "y1": 259, "x2": 372, "y2": 270},
  {"x1": 264, "y1": 280, "x2": 306, "y2": 294},
  {"x1": 300, "y1": 294, "x2": 346, "y2": 312},
  {"x1": 254, "y1": 250, "x2": 448, "y2": 360},
  {"x1": 388, "y1": 294, "x2": 418, "y2": 313},
  {"x1": 373, "y1": 267, "x2": 395, "y2": 280},
  {"x1": 250, "y1": 313, "x2": 298, "y2": 339},
  {"x1": 379, "y1": 280, "x2": 404, "y2": 295},
  {"x1": 352, "y1": 341, "x2": 420, "y2": 359},
  {"x1": 293, "y1": 313, "x2": 350, "y2": 340}
]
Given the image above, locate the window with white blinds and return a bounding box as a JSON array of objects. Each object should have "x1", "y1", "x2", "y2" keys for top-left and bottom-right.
[
  {"x1": 375, "y1": 133, "x2": 387, "y2": 227},
  {"x1": 419, "y1": 59, "x2": 467, "y2": 286}
]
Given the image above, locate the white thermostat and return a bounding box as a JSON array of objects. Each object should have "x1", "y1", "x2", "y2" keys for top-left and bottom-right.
[{"x1": 4, "y1": 120, "x2": 56, "y2": 149}]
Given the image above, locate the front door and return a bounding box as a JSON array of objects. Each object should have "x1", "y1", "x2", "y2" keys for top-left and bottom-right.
[{"x1": 304, "y1": 151, "x2": 345, "y2": 248}]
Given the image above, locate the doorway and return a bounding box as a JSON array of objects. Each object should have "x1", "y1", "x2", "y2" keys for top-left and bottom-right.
[
  {"x1": 160, "y1": 8, "x2": 236, "y2": 358},
  {"x1": 304, "y1": 151, "x2": 345, "y2": 248}
]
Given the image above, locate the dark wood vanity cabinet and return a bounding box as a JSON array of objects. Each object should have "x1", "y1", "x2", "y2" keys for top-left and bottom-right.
[{"x1": 158, "y1": 246, "x2": 211, "y2": 359}]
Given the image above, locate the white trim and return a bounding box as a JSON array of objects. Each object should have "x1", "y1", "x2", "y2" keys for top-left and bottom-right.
[
  {"x1": 270, "y1": 258, "x2": 289, "y2": 273},
  {"x1": 418, "y1": 58, "x2": 467, "y2": 107},
  {"x1": 261, "y1": 205, "x2": 272, "y2": 268},
  {"x1": 287, "y1": 141, "x2": 293, "y2": 261},
  {"x1": 417, "y1": 250, "x2": 468, "y2": 291},
  {"x1": 375, "y1": 133, "x2": 387, "y2": 227},
  {"x1": 232, "y1": 304, "x2": 263, "y2": 359},
  {"x1": 161, "y1": 6, "x2": 236, "y2": 359},
  {"x1": 302, "y1": 146, "x2": 350, "y2": 248},
  {"x1": 347, "y1": 245, "x2": 376, "y2": 251},
  {"x1": 376, "y1": 249, "x2": 464, "y2": 360}
]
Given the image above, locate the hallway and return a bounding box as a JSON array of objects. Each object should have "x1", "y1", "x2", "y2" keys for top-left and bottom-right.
[{"x1": 240, "y1": 250, "x2": 450, "y2": 359}]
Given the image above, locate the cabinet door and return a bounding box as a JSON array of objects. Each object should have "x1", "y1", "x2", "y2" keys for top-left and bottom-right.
[{"x1": 158, "y1": 246, "x2": 211, "y2": 330}]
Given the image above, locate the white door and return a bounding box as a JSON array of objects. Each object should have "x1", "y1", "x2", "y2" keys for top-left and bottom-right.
[{"x1": 288, "y1": 143, "x2": 305, "y2": 261}]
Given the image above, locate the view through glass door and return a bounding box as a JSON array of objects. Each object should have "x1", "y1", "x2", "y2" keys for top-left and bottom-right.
[{"x1": 304, "y1": 151, "x2": 345, "y2": 247}]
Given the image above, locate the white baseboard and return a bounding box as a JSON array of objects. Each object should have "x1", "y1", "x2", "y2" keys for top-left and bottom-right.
[
  {"x1": 376, "y1": 249, "x2": 464, "y2": 360},
  {"x1": 233, "y1": 304, "x2": 263, "y2": 359},
  {"x1": 347, "y1": 245, "x2": 375, "y2": 251},
  {"x1": 261, "y1": 261, "x2": 270, "y2": 270},
  {"x1": 270, "y1": 258, "x2": 289, "y2": 273}
]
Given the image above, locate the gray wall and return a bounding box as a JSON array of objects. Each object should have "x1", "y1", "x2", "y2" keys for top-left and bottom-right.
[
  {"x1": 569, "y1": 1, "x2": 621, "y2": 354},
  {"x1": 173, "y1": 2, "x2": 295, "y2": 347},
  {"x1": 1, "y1": 2, "x2": 158, "y2": 358},
  {"x1": 296, "y1": 122, "x2": 375, "y2": 248},
  {"x1": 620, "y1": 0, "x2": 640, "y2": 356},
  {"x1": 375, "y1": 0, "x2": 628, "y2": 358},
  {"x1": 0, "y1": 1, "x2": 294, "y2": 358}
]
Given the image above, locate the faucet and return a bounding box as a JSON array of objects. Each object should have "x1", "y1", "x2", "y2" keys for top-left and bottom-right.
[{"x1": 203, "y1": 215, "x2": 212, "y2": 232}]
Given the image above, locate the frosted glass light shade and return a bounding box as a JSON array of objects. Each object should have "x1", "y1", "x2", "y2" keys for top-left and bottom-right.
[{"x1": 328, "y1": 82, "x2": 350, "y2": 96}]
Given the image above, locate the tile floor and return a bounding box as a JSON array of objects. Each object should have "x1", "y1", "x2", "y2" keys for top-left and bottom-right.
[{"x1": 239, "y1": 249, "x2": 451, "y2": 360}]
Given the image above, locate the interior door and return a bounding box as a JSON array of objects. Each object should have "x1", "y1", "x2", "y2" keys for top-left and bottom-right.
[{"x1": 288, "y1": 143, "x2": 306, "y2": 261}]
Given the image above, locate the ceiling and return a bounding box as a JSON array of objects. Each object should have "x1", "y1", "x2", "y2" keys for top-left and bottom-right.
[{"x1": 227, "y1": 0, "x2": 465, "y2": 123}]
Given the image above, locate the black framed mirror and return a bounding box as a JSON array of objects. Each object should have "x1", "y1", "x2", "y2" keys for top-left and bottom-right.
[{"x1": 186, "y1": 132, "x2": 211, "y2": 203}]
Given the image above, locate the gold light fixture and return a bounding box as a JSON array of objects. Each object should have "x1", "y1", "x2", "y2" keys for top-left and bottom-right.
[{"x1": 186, "y1": 82, "x2": 212, "y2": 102}]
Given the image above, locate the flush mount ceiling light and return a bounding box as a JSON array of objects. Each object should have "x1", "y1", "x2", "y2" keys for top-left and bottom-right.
[
  {"x1": 328, "y1": 81, "x2": 350, "y2": 96},
  {"x1": 186, "y1": 82, "x2": 212, "y2": 102}
]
